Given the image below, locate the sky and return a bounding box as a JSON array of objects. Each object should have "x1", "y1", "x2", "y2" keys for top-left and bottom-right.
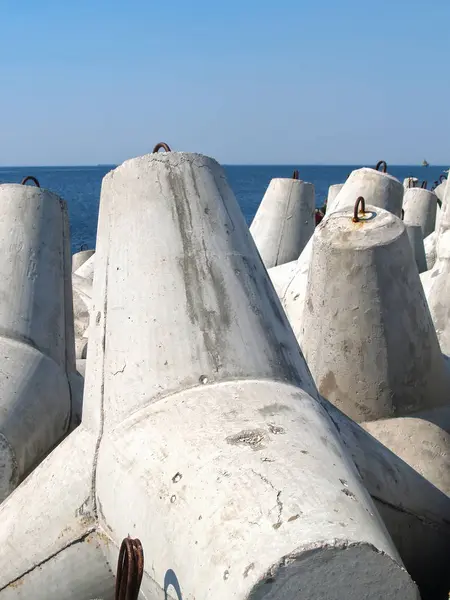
[{"x1": 0, "y1": 0, "x2": 449, "y2": 166}]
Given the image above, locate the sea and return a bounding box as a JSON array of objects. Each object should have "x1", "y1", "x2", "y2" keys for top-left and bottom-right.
[{"x1": 0, "y1": 164, "x2": 446, "y2": 253}]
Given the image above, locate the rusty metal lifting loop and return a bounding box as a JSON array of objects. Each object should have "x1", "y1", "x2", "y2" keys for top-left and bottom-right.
[
  {"x1": 431, "y1": 181, "x2": 438, "y2": 191},
  {"x1": 421, "y1": 180, "x2": 428, "y2": 189},
  {"x1": 292, "y1": 169, "x2": 299, "y2": 180},
  {"x1": 115, "y1": 537, "x2": 144, "y2": 600},
  {"x1": 352, "y1": 196, "x2": 366, "y2": 222},
  {"x1": 408, "y1": 178, "x2": 415, "y2": 188},
  {"x1": 401, "y1": 208, "x2": 405, "y2": 220},
  {"x1": 375, "y1": 160, "x2": 387, "y2": 173},
  {"x1": 152, "y1": 142, "x2": 171, "y2": 153},
  {"x1": 440, "y1": 174, "x2": 448, "y2": 183},
  {"x1": 20, "y1": 176, "x2": 40, "y2": 188}
]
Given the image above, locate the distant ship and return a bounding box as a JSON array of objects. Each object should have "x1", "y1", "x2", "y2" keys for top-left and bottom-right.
[{"x1": 422, "y1": 159, "x2": 429, "y2": 167}]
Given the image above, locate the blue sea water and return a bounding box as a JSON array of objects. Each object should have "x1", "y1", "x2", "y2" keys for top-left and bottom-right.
[{"x1": 0, "y1": 164, "x2": 446, "y2": 253}]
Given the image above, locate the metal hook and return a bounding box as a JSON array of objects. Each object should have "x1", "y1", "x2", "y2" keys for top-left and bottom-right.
[
  {"x1": 375, "y1": 161, "x2": 387, "y2": 173},
  {"x1": 439, "y1": 174, "x2": 448, "y2": 183},
  {"x1": 401, "y1": 208, "x2": 405, "y2": 220},
  {"x1": 421, "y1": 180, "x2": 428, "y2": 189},
  {"x1": 152, "y1": 142, "x2": 171, "y2": 153},
  {"x1": 292, "y1": 169, "x2": 299, "y2": 180},
  {"x1": 352, "y1": 196, "x2": 366, "y2": 222},
  {"x1": 115, "y1": 537, "x2": 144, "y2": 600},
  {"x1": 431, "y1": 181, "x2": 438, "y2": 191},
  {"x1": 20, "y1": 176, "x2": 40, "y2": 187}
]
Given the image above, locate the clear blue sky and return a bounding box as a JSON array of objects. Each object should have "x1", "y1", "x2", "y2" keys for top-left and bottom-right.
[{"x1": 0, "y1": 0, "x2": 448, "y2": 165}]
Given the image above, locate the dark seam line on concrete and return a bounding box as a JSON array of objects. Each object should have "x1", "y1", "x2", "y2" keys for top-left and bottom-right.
[{"x1": 0, "y1": 528, "x2": 97, "y2": 591}]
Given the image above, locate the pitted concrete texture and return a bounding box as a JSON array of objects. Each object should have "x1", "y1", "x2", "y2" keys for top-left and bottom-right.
[
  {"x1": 0, "y1": 184, "x2": 73, "y2": 502},
  {"x1": 0, "y1": 153, "x2": 419, "y2": 600},
  {"x1": 332, "y1": 167, "x2": 404, "y2": 217},
  {"x1": 280, "y1": 167, "x2": 405, "y2": 347},
  {"x1": 325, "y1": 401, "x2": 450, "y2": 600},
  {"x1": 403, "y1": 188, "x2": 438, "y2": 239},
  {"x1": 302, "y1": 205, "x2": 448, "y2": 422},
  {"x1": 424, "y1": 231, "x2": 437, "y2": 270},
  {"x1": 434, "y1": 179, "x2": 447, "y2": 203},
  {"x1": 268, "y1": 259, "x2": 298, "y2": 299},
  {"x1": 72, "y1": 248, "x2": 94, "y2": 272},
  {"x1": 250, "y1": 178, "x2": 315, "y2": 269},
  {"x1": 406, "y1": 224, "x2": 427, "y2": 273},
  {"x1": 326, "y1": 183, "x2": 344, "y2": 213}
]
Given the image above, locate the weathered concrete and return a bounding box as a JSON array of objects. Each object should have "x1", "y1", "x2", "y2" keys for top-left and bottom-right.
[
  {"x1": 279, "y1": 167, "x2": 405, "y2": 345},
  {"x1": 406, "y1": 224, "x2": 427, "y2": 273},
  {"x1": 421, "y1": 168, "x2": 450, "y2": 356},
  {"x1": 72, "y1": 248, "x2": 94, "y2": 272},
  {"x1": 0, "y1": 184, "x2": 74, "y2": 502},
  {"x1": 403, "y1": 187, "x2": 438, "y2": 238},
  {"x1": 302, "y1": 205, "x2": 448, "y2": 422},
  {"x1": 267, "y1": 259, "x2": 298, "y2": 299},
  {"x1": 424, "y1": 231, "x2": 437, "y2": 270},
  {"x1": 250, "y1": 177, "x2": 315, "y2": 268},
  {"x1": 434, "y1": 179, "x2": 447, "y2": 203},
  {"x1": 326, "y1": 183, "x2": 344, "y2": 213},
  {"x1": 403, "y1": 177, "x2": 418, "y2": 189},
  {"x1": 0, "y1": 153, "x2": 419, "y2": 600},
  {"x1": 73, "y1": 252, "x2": 95, "y2": 282},
  {"x1": 332, "y1": 167, "x2": 404, "y2": 217},
  {"x1": 325, "y1": 401, "x2": 450, "y2": 600}
]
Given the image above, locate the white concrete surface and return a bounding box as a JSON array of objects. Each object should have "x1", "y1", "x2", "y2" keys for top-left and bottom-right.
[
  {"x1": 301, "y1": 205, "x2": 448, "y2": 422},
  {"x1": 0, "y1": 184, "x2": 73, "y2": 502},
  {"x1": 0, "y1": 153, "x2": 419, "y2": 600},
  {"x1": 326, "y1": 183, "x2": 344, "y2": 213},
  {"x1": 421, "y1": 168, "x2": 450, "y2": 356},
  {"x1": 424, "y1": 231, "x2": 437, "y2": 271},
  {"x1": 267, "y1": 259, "x2": 298, "y2": 299},
  {"x1": 406, "y1": 224, "x2": 427, "y2": 273},
  {"x1": 434, "y1": 179, "x2": 447, "y2": 203},
  {"x1": 403, "y1": 177, "x2": 418, "y2": 189},
  {"x1": 72, "y1": 248, "x2": 95, "y2": 272},
  {"x1": 72, "y1": 255, "x2": 95, "y2": 360},
  {"x1": 325, "y1": 401, "x2": 450, "y2": 600},
  {"x1": 331, "y1": 167, "x2": 404, "y2": 217},
  {"x1": 278, "y1": 167, "x2": 405, "y2": 345},
  {"x1": 250, "y1": 177, "x2": 315, "y2": 268},
  {"x1": 403, "y1": 187, "x2": 438, "y2": 238},
  {"x1": 73, "y1": 252, "x2": 95, "y2": 282}
]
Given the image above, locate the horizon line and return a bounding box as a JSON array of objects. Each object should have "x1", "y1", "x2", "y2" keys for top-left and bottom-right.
[{"x1": 0, "y1": 163, "x2": 447, "y2": 169}]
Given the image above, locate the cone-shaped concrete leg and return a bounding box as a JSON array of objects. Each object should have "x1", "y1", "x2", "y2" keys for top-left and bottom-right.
[
  {"x1": 0, "y1": 184, "x2": 74, "y2": 502},
  {"x1": 72, "y1": 248, "x2": 95, "y2": 272},
  {"x1": 326, "y1": 401, "x2": 450, "y2": 600},
  {"x1": 422, "y1": 168, "x2": 450, "y2": 356},
  {"x1": 278, "y1": 168, "x2": 404, "y2": 346},
  {"x1": 302, "y1": 205, "x2": 447, "y2": 422},
  {"x1": 406, "y1": 224, "x2": 427, "y2": 273},
  {"x1": 434, "y1": 179, "x2": 447, "y2": 203},
  {"x1": 250, "y1": 178, "x2": 315, "y2": 268},
  {"x1": 403, "y1": 188, "x2": 438, "y2": 238},
  {"x1": 326, "y1": 183, "x2": 344, "y2": 213},
  {"x1": 0, "y1": 153, "x2": 419, "y2": 599}
]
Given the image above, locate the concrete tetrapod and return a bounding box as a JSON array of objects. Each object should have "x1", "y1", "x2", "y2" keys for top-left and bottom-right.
[
  {"x1": 326, "y1": 183, "x2": 344, "y2": 213},
  {"x1": 403, "y1": 177, "x2": 418, "y2": 189},
  {"x1": 0, "y1": 184, "x2": 75, "y2": 502},
  {"x1": 277, "y1": 167, "x2": 404, "y2": 347},
  {"x1": 72, "y1": 248, "x2": 95, "y2": 272},
  {"x1": 434, "y1": 179, "x2": 447, "y2": 204},
  {"x1": 325, "y1": 401, "x2": 450, "y2": 600},
  {"x1": 406, "y1": 224, "x2": 427, "y2": 273},
  {"x1": 421, "y1": 168, "x2": 450, "y2": 356},
  {"x1": 301, "y1": 202, "x2": 448, "y2": 422},
  {"x1": 0, "y1": 153, "x2": 419, "y2": 600},
  {"x1": 424, "y1": 231, "x2": 437, "y2": 270},
  {"x1": 250, "y1": 176, "x2": 315, "y2": 268},
  {"x1": 403, "y1": 187, "x2": 438, "y2": 238}
]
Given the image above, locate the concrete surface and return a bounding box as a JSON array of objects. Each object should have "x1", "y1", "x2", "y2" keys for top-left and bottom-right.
[
  {"x1": 72, "y1": 248, "x2": 95, "y2": 272},
  {"x1": 421, "y1": 168, "x2": 450, "y2": 356},
  {"x1": 267, "y1": 259, "x2": 298, "y2": 299},
  {"x1": 331, "y1": 167, "x2": 404, "y2": 217},
  {"x1": 74, "y1": 252, "x2": 95, "y2": 282},
  {"x1": 424, "y1": 231, "x2": 437, "y2": 271},
  {"x1": 250, "y1": 177, "x2": 315, "y2": 268},
  {"x1": 403, "y1": 177, "x2": 418, "y2": 189},
  {"x1": 0, "y1": 184, "x2": 73, "y2": 502},
  {"x1": 0, "y1": 153, "x2": 419, "y2": 600},
  {"x1": 279, "y1": 167, "x2": 405, "y2": 346},
  {"x1": 325, "y1": 401, "x2": 450, "y2": 600},
  {"x1": 406, "y1": 224, "x2": 427, "y2": 273},
  {"x1": 301, "y1": 205, "x2": 448, "y2": 422},
  {"x1": 326, "y1": 183, "x2": 344, "y2": 213},
  {"x1": 434, "y1": 179, "x2": 447, "y2": 203},
  {"x1": 403, "y1": 187, "x2": 438, "y2": 238}
]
